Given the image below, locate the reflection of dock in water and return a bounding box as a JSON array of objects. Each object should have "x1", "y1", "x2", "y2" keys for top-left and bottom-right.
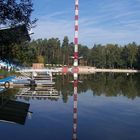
[
  {"x1": 15, "y1": 87, "x2": 60, "y2": 100},
  {"x1": 0, "y1": 93, "x2": 30, "y2": 125}
]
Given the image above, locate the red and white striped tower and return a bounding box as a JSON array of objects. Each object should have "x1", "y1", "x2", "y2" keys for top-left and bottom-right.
[
  {"x1": 72, "y1": 80, "x2": 78, "y2": 140},
  {"x1": 72, "y1": 1, "x2": 79, "y2": 139},
  {"x1": 73, "y1": 0, "x2": 79, "y2": 67},
  {"x1": 72, "y1": 1, "x2": 80, "y2": 139},
  {"x1": 62, "y1": 0, "x2": 79, "y2": 76}
]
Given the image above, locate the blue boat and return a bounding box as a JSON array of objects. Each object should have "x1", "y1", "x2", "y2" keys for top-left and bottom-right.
[{"x1": 0, "y1": 76, "x2": 16, "y2": 86}]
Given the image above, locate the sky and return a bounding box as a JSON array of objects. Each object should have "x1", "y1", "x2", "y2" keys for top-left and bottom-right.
[{"x1": 31, "y1": 0, "x2": 140, "y2": 47}]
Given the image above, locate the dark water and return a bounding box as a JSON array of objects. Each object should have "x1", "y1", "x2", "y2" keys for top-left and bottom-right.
[{"x1": 0, "y1": 73, "x2": 140, "y2": 140}]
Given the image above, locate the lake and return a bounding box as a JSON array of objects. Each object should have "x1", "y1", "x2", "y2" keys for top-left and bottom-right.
[{"x1": 0, "y1": 73, "x2": 140, "y2": 140}]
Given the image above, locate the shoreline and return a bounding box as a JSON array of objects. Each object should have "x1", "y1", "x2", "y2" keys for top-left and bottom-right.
[{"x1": 78, "y1": 66, "x2": 140, "y2": 74}]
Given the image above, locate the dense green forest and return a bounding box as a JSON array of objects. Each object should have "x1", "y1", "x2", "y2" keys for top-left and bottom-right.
[{"x1": 1, "y1": 36, "x2": 140, "y2": 69}]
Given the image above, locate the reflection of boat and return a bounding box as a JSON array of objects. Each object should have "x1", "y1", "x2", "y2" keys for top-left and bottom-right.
[
  {"x1": 15, "y1": 87, "x2": 59, "y2": 99},
  {"x1": 0, "y1": 94, "x2": 30, "y2": 125}
]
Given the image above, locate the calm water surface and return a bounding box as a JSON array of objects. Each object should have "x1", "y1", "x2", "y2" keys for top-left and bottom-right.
[{"x1": 0, "y1": 73, "x2": 140, "y2": 140}]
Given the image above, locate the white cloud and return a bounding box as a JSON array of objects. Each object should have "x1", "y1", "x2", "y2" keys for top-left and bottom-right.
[
  {"x1": 32, "y1": 0, "x2": 140, "y2": 47},
  {"x1": 32, "y1": 15, "x2": 140, "y2": 47}
]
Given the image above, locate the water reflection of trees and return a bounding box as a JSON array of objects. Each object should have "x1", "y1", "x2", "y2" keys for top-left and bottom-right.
[
  {"x1": 1, "y1": 73, "x2": 139, "y2": 103},
  {"x1": 55, "y1": 73, "x2": 140, "y2": 102}
]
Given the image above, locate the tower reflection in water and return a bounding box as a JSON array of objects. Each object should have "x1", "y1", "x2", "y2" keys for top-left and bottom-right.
[
  {"x1": 0, "y1": 75, "x2": 78, "y2": 139},
  {"x1": 15, "y1": 76, "x2": 78, "y2": 139},
  {"x1": 72, "y1": 79, "x2": 78, "y2": 140}
]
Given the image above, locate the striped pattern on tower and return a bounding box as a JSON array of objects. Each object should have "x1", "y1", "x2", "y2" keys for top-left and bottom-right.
[
  {"x1": 72, "y1": 80, "x2": 78, "y2": 140},
  {"x1": 74, "y1": 0, "x2": 79, "y2": 67}
]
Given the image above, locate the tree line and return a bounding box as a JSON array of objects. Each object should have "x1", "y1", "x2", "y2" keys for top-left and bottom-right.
[{"x1": 1, "y1": 36, "x2": 140, "y2": 69}]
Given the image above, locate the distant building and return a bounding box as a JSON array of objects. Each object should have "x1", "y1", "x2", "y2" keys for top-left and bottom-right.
[{"x1": 32, "y1": 63, "x2": 44, "y2": 69}]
